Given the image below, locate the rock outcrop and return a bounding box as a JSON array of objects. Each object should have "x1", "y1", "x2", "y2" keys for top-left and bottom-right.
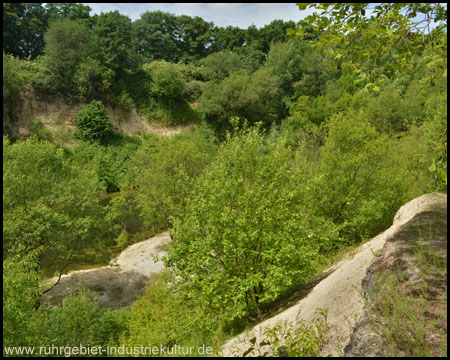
[
  {"x1": 344, "y1": 192, "x2": 447, "y2": 356},
  {"x1": 42, "y1": 232, "x2": 171, "y2": 309}
]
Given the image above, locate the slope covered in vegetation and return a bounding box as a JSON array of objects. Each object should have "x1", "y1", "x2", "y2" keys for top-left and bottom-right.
[{"x1": 3, "y1": 3, "x2": 447, "y2": 357}]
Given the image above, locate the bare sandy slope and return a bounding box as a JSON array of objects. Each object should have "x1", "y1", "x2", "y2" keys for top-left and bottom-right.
[
  {"x1": 42, "y1": 232, "x2": 171, "y2": 308},
  {"x1": 110, "y1": 232, "x2": 171, "y2": 277},
  {"x1": 221, "y1": 194, "x2": 445, "y2": 357}
]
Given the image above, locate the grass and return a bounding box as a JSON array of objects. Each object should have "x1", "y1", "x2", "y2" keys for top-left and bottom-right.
[{"x1": 364, "y1": 224, "x2": 447, "y2": 357}]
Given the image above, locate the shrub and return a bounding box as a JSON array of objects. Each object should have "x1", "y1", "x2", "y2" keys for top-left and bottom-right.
[
  {"x1": 74, "y1": 100, "x2": 113, "y2": 144},
  {"x1": 27, "y1": 119, "x2": 53, "y2": 141},
  {"x1": 115, "y1": 228, "x2": 129, "y2": 248},
  {"x1": 147, "y1": 61, "x2": 187, "y2": 105},
  {"x1": 121, "y1": 278, "x2": 220, "y2": 354},
  {"x1": 124, "y1": 127, "x2": 217, "y2": 232},
  {"x1": 34, "y1": 287, "x2": 129, "y2": 351},
  {"x1": 236, "y1": 309, "x2": 328, "y2": 357}
]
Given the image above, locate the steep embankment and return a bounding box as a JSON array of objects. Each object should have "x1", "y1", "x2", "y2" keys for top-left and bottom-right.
[
  {"x1": 344, "y1": 192, "x2": 447, "y2": 356},
  {"x1": 42, "y1": 232, "x2": 171, "y2": 309},
  {"x1": 221, "y1": 193, "x2": 447, "y2": 357},
  {"x1": 3, "y1": 86, "x2": 194, "y2": 140}
]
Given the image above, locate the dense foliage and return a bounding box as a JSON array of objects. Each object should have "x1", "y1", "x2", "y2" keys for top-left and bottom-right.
[
  {"x1": 166, "y1": 126, "x2": 327, "y2": 321},
  {"x1": 74, "y1": 100, "x2": 113, "y2": 144},
  {"x1": 3, "y1": 2, "x2": 447, "y2": 357}
]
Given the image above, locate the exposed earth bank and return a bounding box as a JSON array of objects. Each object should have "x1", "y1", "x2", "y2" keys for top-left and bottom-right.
[{"x1": 3, "y1": 86, "x2": 195, "y2": 141}]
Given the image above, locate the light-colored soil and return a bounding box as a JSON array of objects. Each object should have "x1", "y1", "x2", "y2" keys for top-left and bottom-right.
[
  {"x1": 42, "y1": 232, "x2": 171, "y2": 309},
  {"x1": 3, "y1": 86, "x2": 195, "y2": 140},
  {"x1": 110, "y1": 232, "x2": 171, "y2": 277}
]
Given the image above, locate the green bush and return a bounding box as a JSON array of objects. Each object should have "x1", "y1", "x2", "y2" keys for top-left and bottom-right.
[
  {"x1": 147, "y1": 61, "x2": 187, "y2": 105},
  {"x1": 3, "y1": 249, "x2": 42, "y2": 350},
  {"x1": 34, "y1": 288, "x2": 129, "y2": 353},
  {"x1": 73, "y1": 57, "x2": 115, "y2": 102},
  {"x1": 236, "y1": 309, "x2": 328, "y2": 357},
  {"x1": 311, "y1": 109, "x2": 407, "y2": 245},
  {"x1": 124, "y1": 127, "x2": 217, "y2": 232},
  {"x1": 121, "y1": 278, "x2": 221, "y2": 355},
  {"x1": 27, "y1": 119, "x2": 53, "y2": 141},
  {"x1": 74, "y1": 100, "x2": 113, "y2": 144}
]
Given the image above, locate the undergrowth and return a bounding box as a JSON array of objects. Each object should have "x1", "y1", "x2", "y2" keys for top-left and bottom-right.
[{"x1": 365, "y1": 226, "x2": 447, "y2": 357}]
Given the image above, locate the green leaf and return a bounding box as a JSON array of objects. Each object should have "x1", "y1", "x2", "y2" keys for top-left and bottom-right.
[{"x1": 242, "y1": 346, "x2": 255, "y2": 357}]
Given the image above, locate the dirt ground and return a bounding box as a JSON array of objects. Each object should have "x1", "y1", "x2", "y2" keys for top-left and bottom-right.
[{"x1": 42, "y1": 232, "x2": 171, "y2": 309}]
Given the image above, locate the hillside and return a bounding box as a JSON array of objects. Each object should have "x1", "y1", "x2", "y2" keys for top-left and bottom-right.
[
  {"x1": 37, "y1": 193, "x2": 447, "y2": 356},
  {"x1": 3, "y1": 3, "x2": 446, "y2": 357}
]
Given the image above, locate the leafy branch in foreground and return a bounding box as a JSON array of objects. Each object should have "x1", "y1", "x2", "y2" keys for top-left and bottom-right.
[
  {"x1": 290, "y1": 3, "x2": 447, "y2": 86},
  {"x1": 236, "y1": 308, "x2": 328, "y2": 357}
]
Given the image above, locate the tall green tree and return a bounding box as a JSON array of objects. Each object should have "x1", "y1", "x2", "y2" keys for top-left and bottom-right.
[
  {"x1": 43, "y1": 18, "x2": 94, "y2": 96},
  {"x1": 133, "y1": 11, "x2": 179, "y2": 62},
  {"x1": 165, "y1": 127, "x2": 325, "y2": 321},
  {"x1": 258, "y1": 19, "x2": 296, "y2": 54},
  {"x1": 3, "y1": 137, "x2": 107, "y2": 278},
  {"x1": 92, "y1": 10, "x2": 134, "y2": 74},
  {"x1": 3, "y1": 3, "x2": 49, "y2": 59},
  {"x1": 209, "y1": 25, "x2": 246, "y2": 52},
  {"x1": 45, "y1": 2, "x2": 92, "y2": 23},
  {"x1": 176, "y1": 15, "x2": 214, "y2": 62}
]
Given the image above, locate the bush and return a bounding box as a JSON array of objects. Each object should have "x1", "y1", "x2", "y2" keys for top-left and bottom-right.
[
  {"x1": 311, "y1": 109, "x2": 406, "y2": 245},
  {"x1": 147, "y1": 61, "x2": 187, "y2": 105},
  {"x1": 33, "y1": 287, "x2": 129, "y2": 352},
  {"x1": 124, "y1": 127, "x2": 217, "y2": 232},
  {"x1": 121, "y1": 278, "x2": 221, "y2": 355},
  {"x1": 74, "y1": 100, "x2": 113, "y2": 144},
  {"x1": 73, "y1": 57, "x2": 115, "y2": 102},
  {"x1": 27, "y1": 119, "x2": 53, "y2": 141}
]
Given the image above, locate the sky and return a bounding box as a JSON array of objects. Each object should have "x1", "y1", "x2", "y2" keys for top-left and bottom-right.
[{"x1": 82, "y1": 3, "x2": 315, "y2": 29}]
